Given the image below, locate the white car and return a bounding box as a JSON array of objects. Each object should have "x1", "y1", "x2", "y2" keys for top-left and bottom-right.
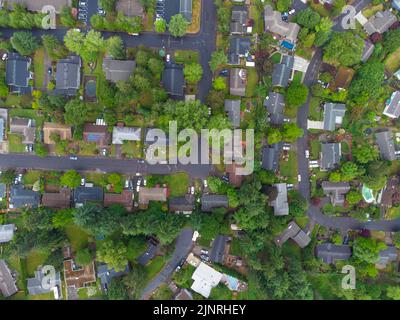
[
  {"x1": 81, "y1": 178, "x2": 85, "y2": 186},
  {"x1": 70, "y1": 156, "x2": 78, "y2": 160},
  {"x1": 136, "y1": 185, "x2": 140, "y2": 192},
  {"x1": 137, "y1": 179, "x2": 141, "y2": 186},
  {"x1": 1, "y1": 53, "x2": 8, "y2": 61},
  {"x1": 288, "y1": 9, "x2": 296, "y2": 14},
  {"x1": 143, "y1": 179, "x2": 147, "y2": 186},
  {"x1": 101, "y1": 148, "x2": 107, "y2": 156},
  {"x1": 297, "y1": 174, "x2": 302, "y2": 182},
  {"x1": 166, "y1": 54, "x2": 171, "y2": 62},
  {"x1": 203, "y1": 180, "x2": 208, "y2": 188},
  {"x1": 124, "y1": 180, "x2": 130, "y2": 188},
  {"x1": 305, "y1": 150, "x2": 310, "y2": 159},
  {"x1": 190, "y1": 186, "x2": 195, "y2": 195}
]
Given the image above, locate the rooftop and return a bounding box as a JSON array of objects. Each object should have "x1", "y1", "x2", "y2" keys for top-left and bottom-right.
[
  {"x1": 323, "y1": 103, "x2": 346, "y2": 131},
  {"x1": 270, "y1": 183, "x2": 289, "y2": 216},
  {"x1": 321, "y1": 181, "x2": 351, "y2": 206},
  {"x1": 102, "y1": 58, "x2": 136, "y2": 83},
  {"x1": 73, "y1": 186, "x2": 104, "y2": 206},
  {"x1": 375, "y1": 130, "x2": 396, "y2": 161},
  {"x1": 363, "y1": 10, "x2": 397, "y2": 35},
  {"x1": 229, "y1": 68, "x2": 247, "y2": 96},
  {"x1": 320, "y1": 142, "x2": 341, "y2": 171},
  {"x1": 138, "y1": 187, "x2": 168, "y2": 205},
  {"x1": 169, "y1": 194, "x2": 195, "y2": 213},
  {"x1": 9, "y1": 185, "x2": 40, "y2": 209},
  {"x1": 6, "y1": 52, "x2": 31, "y2": 94},
  {"x1": 315, "y1": 243, "x2": 352, "y2": 264},
  {"x1": 191, "y1": 262, "x2": 223, "y2": 298},
  {"x1": 0, "y1": 224, "x2": 15, "y2": 243},
  {"x1": 264, "y1": 5, "x2": 300, "y2": 43},
  {"x1": 264, "y1": 92, "x2": 285, "y2": 125},
  {"x1": 201, "y1": 194, "x2": 229, "y2": 212},
  {"x1": 112, "y1": 126, "x2": 141, "y2": 144},
  {"x1": 383, "y1": 91, "x2": 400, "y2": 119},
  {"x1": 55, "y1": 56, "x2": 81, "y2": 96},
  {"x1": 224, "y1": 99, "x2": 241, "y2": 128},
  {"x1": 162, "y1": 62, "x2": 184, "y2": 97},
  {"x1": 0, "y1": 259, "x2": 18, "y2": 298},
  {"x1": 42, "y1": 188, "x2": 71, "y2": 209}
]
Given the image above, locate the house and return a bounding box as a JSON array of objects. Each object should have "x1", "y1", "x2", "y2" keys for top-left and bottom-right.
[
  {"x1": 362, "y1": 40, "x2": 375, "y2": 63},
  {"x1": 264, "y1": 92, "x2": 285, "y2": 125},
  {"x1": 63, "y1": 259, "x2": 96, "y2": 289},
  {"x1": 264, "y1": 5, "x2": 300, "y2": 43},
  {"x1": 102, "y1": 58, "x2": 136, "y2": 83},
  {"x1": 383, "y1": 91, "x2": 400, "y2": 118},
  {"x1": 137, "y1": 239, "x2": 159, "y2": 266},
  {"x1": 323, "y1": 103, "x2": 346, "y2": 131},
  {"x1": 228, "y1": 36, "x2": 252, "y2": 65},
  {"x1": 43, "y1": 122, "x2": 72, "y2": 144},
  {"x1": 270, "y1": 183, "x2": 289, "y2": 216},
  {"x1": 138, "y1": 187, "x2": 168, "y2": 206},
  {"x1": 27, "y1": 267, "x2": 62, "y2": 296},
  {"x1": 0, "y1": 224, "x2": 15, "y2": 243},
  {"x1": 275, "y1": 221, "x2": 311, "y2": 248},
  {"x1": 73, "y1": 186, "x2": 104, "y2": 207},
  {"x1": 6, "y1": 52, "x2": 32, "y2": 94},
  {"x1": 315, "y1": 243, "x2": 352, "y2": 264},
  {"x1": 320, "y1": 142, "x2": 341, "y2": 171},
  {"x1": 179, "y1": 0, "x2": 192, "y2": 22},
  {"x1": 174, "y1": 288, "x2": 193, "y2": 300},
  {"x1": 261, "y1": 142, "x2": 282, "y2": 172},
  {"x1": 229, "y1": 68, "x2": 247, "y2": 96},
  {"x1": 0, "y1": 108, "x2": 8, "y2": 142},
  {"x1": 272, "y1": 55, "x2": 294, "y2": 87},
  {"x1": 83, "y1": 123, "x2": 110, "y2": 146},
  {"x1": 375, "y1": 246, "x2": 398, "y2": 269},
  {"x1": 42, "y1": 188, "x2": 71, "y2": 209},
  {"x1": 201, "y1": 194, "x2": 229, "y2": 212},
  {"x1": 0, "y1": 259, "x2": 18, "y2": 298},
  {"x1": 9, "y1": 185, "x2": 40, "y2": 209},
  {"x1": 112, "y1": 126, "x2": 141, "y2": 144},
  {"x1": 97, "y1": 263, "x2": 130, "y2": 290},
  {"x1": 226, "y1": 162, "x2": 244, "y2": 187},
  {"x1": 162, "y1": 62, "x2": 185, "y2": 98},
  {"x1": 9, "y1": 117, "x2": 35, "y2": 144},
  {"x1": 191, "y1": 262, "x2": 223, "y2": 298},
  {"x1": 224, "y1": 99, "x2": 241, "y2": 128},
  {"x1": 230, "y1": 6, "x2": 249, "y2": 34},
  {"x1": 0, "y1": 183, "x2": 6, "y2": 200},
  {"x1": 169, "y1": 194, "x2": 195, "y2": 214},
  {"x1": 55, "y1": 56, "x2": 81, "y2": 96},
  {"x1": 321, "y1": 182, "x2": 351, "y2": 206},
  {"x1": 329, "y1": 66, "x2": 355, "y2": 91},
  {"x1": 4, "y1": 0, "x2": 71, "y2": 13},
  {"x1": 210, "y1": 235, "x2": 230, "y2": 264},
  {"x1": 104, "y1": 190, "x2": 134, "y2": 211},
  {"x1": 381, "y1": 176, "x2": 398, "y2": 208},
  {"x1": 363, "y1": 10, "x2": 397, "y2": 35},
  {"x1": 375, "y1": 130, "x2": 396, "y2": 161},
  {"x1": 116, "y1": 0, "x2": 144, "y2": 17}
]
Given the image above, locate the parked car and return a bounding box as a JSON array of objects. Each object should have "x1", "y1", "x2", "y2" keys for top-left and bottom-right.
[
  {"x1": 297, "y1": 174, "x2": 302, "y2": 182},
  {"x1": 98, "y1": 8, "x2": 106, "y2": 16},
  {"x1": 125, "y1": 180, "x2": 130, "y2": 188},
  {"x1": 69, "y1": 156, "x2": 78, "y2": 160},
  {"x1": 166, "y1": 54, "x2": 171, "y2": 62},
  {"x1": 200, "y1": 254, "x2": 210, "y2": 262},
  {"x1": 81, "y1": 178, "x2": 85, "y2": 186},
  {"x1": 190, "y1": 186, "x2": 195, "y2": 195},
  {"x1": 287, "y1": 183, "x2": 294, "y2": 190},
  {"x1": 143, "y1": 179, "x2": 147, "y2": 186},
  {"x1": 101, "y1": 148, "x2": 107, "y2": 156},
  {"x1": 138, "y1": 159, "x2": 145, "y2": 164},
  {"x1": 203, "y1": 179, "x2": 208, "y2": 188},
  {"x1": 1, "y1": 53, "x2": 8, "y2": 61},
  {"x1": 305, "y1": 150, "x2": 310, "y2": 159},
  {"x1": 222, "y1": 175, "x2": 229, "y2": 183},
  {"x1": 201, "y1": 249, "x2": 209, "y2": 255},
  {"x1": 47, "y1": 67, "x2": 52, "y2": 75},
  {"x1": 219, "y1": 69, "x2": 228, "y2": 77},
  {"x1": 288, "y1": 9, "x2": 296, "y2": 14}
]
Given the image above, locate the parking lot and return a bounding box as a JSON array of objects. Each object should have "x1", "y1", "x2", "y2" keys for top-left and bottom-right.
[
  {"x1": 156, "y1": 0, "x2": 180, "y2": 23},
  {"x1": 78, "y1": 0, "x2": 102, "y2": 26}
]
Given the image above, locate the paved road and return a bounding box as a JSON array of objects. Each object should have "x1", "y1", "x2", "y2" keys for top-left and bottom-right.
[
  {"x1": 141, "y1": 228, "x2": 194, "y2": 299},
  {"x1": 332, "y1": 0, "x2": 371, "y2": 32}
]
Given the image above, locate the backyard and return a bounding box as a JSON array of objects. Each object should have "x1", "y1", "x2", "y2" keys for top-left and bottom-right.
[
  {"x1": 279, "y1": 151, "x2": 298, "y2": 183},
  {"x1": 33, "y1": 48, "x2": 45, "y2": 89},
  {"x1": 385, "y1": 47, "x2": 400, "y2": 74},
  {"x1": 246, "y1": 68, "x2": 258, "y2": 98}
]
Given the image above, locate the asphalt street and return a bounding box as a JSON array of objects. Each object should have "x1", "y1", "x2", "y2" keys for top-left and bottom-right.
[{"x1": 332, "y1": 0, "x2": 371, "y2": 32}]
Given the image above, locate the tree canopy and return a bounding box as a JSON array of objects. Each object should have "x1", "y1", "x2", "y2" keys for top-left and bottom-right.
[{"x1": 323, "y1": 32, "x2": 364, "y2": 66}]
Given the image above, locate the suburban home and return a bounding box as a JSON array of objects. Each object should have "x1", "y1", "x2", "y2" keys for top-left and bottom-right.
[
  {"x1": 4, "y1": 0, "x2": 72, "y2": 13},
  {"x1": 228, "y1": 36, "x2": 252, "y2": 65},
  {"x1": 63, "y1": 259, "x2": 96, "y2": 291},
  {"x1": 329, "y1": 66, "x2": 354, "y2": 91},
  {"x1": 83, "y1": 123, "x2": 110, "y2": 146},
  {"x1": 226, "y1": 162, "x2": 244, "y2": 187},
  {"x1": 381, "y1": 176, "x2": 398, "y2": 209},
  {"x1": 229, "y1": 68, "x2": 247, "y2": 96},
  {"x1": 9, "y1": 117, "x2": 35, "y2": 145},
  {"x1": 179, "y1": 0, "x2": 192, "y2": 22},
  {"x1": 264, "y1": 92, "x2": 285, "y2": 125},
  {"x1": 73, "y1": 186, "x2": 104, "y2": 207},
  {"x1": 42, "y1": 188, "x2": 71, "y2": 209},
  {"x1": 43, "y1": 122, "x2": 72, "y2": 145},
  {"x1": 138, "y1": 187, "x2": 168, "y2": 206},
  {"x1": 112, "y1": 126, "x2": 141, "y2": 144},
  {"x1": 272, "y1": 55, "x2": 294, "y2": 87},
  {"x1": 321, "y1": 181, "x2": 351, "y2": 206},
  {"x1": 383, "y1": 91, "x2": 400, "y2": 118},
  {"x1": 97, "y1": 263, "x2": 130, "y2": 291},
  {"x1": 55, "y1": 56, "x2": 82, "y2": 96},
  {"x1": 162, "y1": 62, "x2": 185, "y2": 98},
  {"x1": 201, "y1": 194, "x2": 229, "y2": 212},
  {"x1": 0, "y1": 224, "x2": 15, "y2": 243},
  {"x1": 210, "y1": 235, "x2": 231, "y2": 264},
  {"x1": 264, "y1": 5, "x2": 300, "y2": 43},
  {"x1": 363, "y1": 10, "x2": 397, "y2": 35},
  {"x1": 270, "y1": 183, "x2": 289, "y2": 216},
  {"x1": 27, "y1": 267, "x2": 62, "y2": 297},
  {"x1": 230, "y1": 6, "x2": 250, "y2": 34},
  {"x1": 9, "y1": 185, "x2": 40, "y2": 209},
  {"x1": 224, "y1": 99, "x2": 241, "y2": 128},
  {"x1": 261, "y1": 142, "x2": 282, "y2": 172},
  {"x1": 323, "y1": 103, "x2": 346, "y2": 131},
  {"x1": 116, "y1": 0, "x2": 144, "y2": 17},
  {"x1": 191, "y1": 262, "x2": 223, "y2": 298},
  {"x1": 0, "y1": 108, "x2": 8, "y2": 143},
  {"x1": 375, "y1": 246, "x2": 398, "y2": 269},
  {"x1": 315, "y1": 243, "x2": 352, "y2": 264},
  {"x1": 102, "y1": 58, "x2": 136, "y2": 83},
  {"x1": 0, "y1": 259, "x2": 18, "y2": 298},
  {"x1": 0, "y1": 183, "x2": 5, "y2": 200},
  {"x1": 362, "y1": 40, "x2": 375, "y2": 63},
  {"x1": 275, "y1": 221, "x2": 311, "y2": 248},
  {"x1": 169, "y1": 194, "x2": 196, "y2": 214},
  {"x1": 174, "y1": 288, "x2": 194, "y2": 300},
  {"x1": 137, "y1": 239, "x2": 159, "y2": 266},
  {"x1": 320, "y1": 142, "x2": 341, "y2": 171},
  {"x1": 104, "y1": 190, "x2": 134, "y2": 211},
  {"x1": 375, "y1": 130, "x2": 396, "y2": 161},
  {"x1": 6, "y1": 52, "x2": 32, "y2": 94}
]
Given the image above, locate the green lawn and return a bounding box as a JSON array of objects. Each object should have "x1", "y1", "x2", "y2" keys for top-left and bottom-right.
[
  {"x1": 385, "y1": 47, "x2": 400, "y2": 74},
  {"x1": 65, "y1": 224, "x2": 90, "y2": 252},
  {"x1": 174, "y1": 50, "x2": 200, "y2": 64},
  {"x1": 310, "y1": 139, "x2": 321, "y2": 160},
  {"x1": 121, "y1": 141, "x2": 142, "y2": 158},
  {"x1": 165, "y1": 172, "x2": 190, "y2": 197},
  {"x1": 26, "y1": 250, "x2": 49, "y2": 276},
  {"x1": 8, "y1": 133, "x2": 25, "y2": 153},
  {"x1": 293, "y1": 71, "x2": 303, "y2": 83},
  {"x1": 249, "y1": 4, "x2": 263, "y2": 34},
  {"x1": 209, "y1": 284, "x2": 233, "y2": 300},
  {"x1": 271, "y1": 52, "x2": 282, "y2": 64},
  {"x1": 341, "y1": 141, "x2": 350, "y2": 155},
  {"x1": 246, "y1": 68, "x2": 258, "y2": 98},
  {"x1": 23, "y1": 170, "x2": 42, "y2": 186},
  {"x1": 309, "y1": 97, "x2": 322, "y2": 121},
  {"x1": 280, "y1": 151, "x2": 298, "y2": 183},
  {"x1": 4, "y1": 95, "x2": 21, "y2": 107},
  {"x1": 387, "y1": 206, "x2": 400, "y2": 220},
  {"x1": 145, "y1": 256, "x2": 166, "y2": 282},
  {"x1": 76, "y1": 141, "x2": 98, "y2": 156},
  {"x1": 33, "y1": 48, "x2": 45, "y2": 89}
]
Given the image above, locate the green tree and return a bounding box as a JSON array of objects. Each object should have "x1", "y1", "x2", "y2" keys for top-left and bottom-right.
[
  {"x1": 75, "y1": 248, "x2": 94, "y2": 266},
  {"x1": 108, "y1": 173, "x2": 123, "y2": 193},
  {"x1": 209, "y1": 50, "x2": 228, "y2": 72},
  {"x1": 276, "y1": 0, "x2": 292, "y2": 12},
  {"x1": 64, "y1": 99, "x2": 88, "y2": 126},
  {"x1": 135, "y1": 50, "x2": 148, "y2": 66},
  {"x1": 154, "y1": 18, "x2": 166, "y2": 33},
  {"x1": 41, "y1": 35, "x2": 68, "y2": 60},
  {"x1": 213, "y1": 77, "x2": 226, "y2": 91},
  {"x1": 99, "y1": 0, "x2": 116, "y2": 11},
  {"x1": 183, "y1": 63, "x2": 203, "y2": 84},
  {"x1": 216, "y1": 7, "x2": 230, "y2": 33},
  {"x1": 340, "y1": 161, "x2": 362, "y2": 181},
  {"x1": 168, "y1": 14, "x2": 189, "y2": 37},
  {"x1": 323, "y1": 32, "x2": 364, "y2": 66},
  {"x1": 329, "y1": 171, "x2": 342, "y2": 182},
  {"x1": 52, "y1": 209, "x2": 75, "y2": 228},
  {"x1": 353, "y1": 144, "x2": 379, "y2": 164},
  {"x1": 60, "y1": 170, "x2": 81, "y2": 188},
  {"x1": 107, "y1": 278, "x2": 129, "y2": 300},
  {"x1": 34, "y1": 143, "x2": 48, "y2": 158},
  {"x1": 353, "y1": 237, "x2": 387, "y2": 264},
  {"x1": 383, "y1": 29, "x2": 400, "y2": 55},
  {"x1": 10, "y1": 31, "x2": 39, "y2": 56},
  {"x1": 60, "y1": 6, "x2": 76, "y2": 27},
  {"x1": 285, "y1": 82, "x2": 309, "y2": 107},
  {"x1": 288, "y1": 190, "x2": 308, "y2": 217},
  {"x1": 387, "y1": 286, "x2": 400, "y2": 300},
  {"x1": 296, "y1": 8, "x2": 320, "y2": 29},
  {"x1": 148, "y1": 58, "x2": 164, "y2": 75},
  {"x1": 0, "y1": 169, "x2": 15, "y2": 185},
  {"x1": 346, "y1": 190, "x2": 362, "y2": 205},
  {"x1": 123, "y1": 266, "x2": 147, "y2": 299},
  {"x1": 106, "y1": 36, "x2": 125, "y2": 59},
  {"x1": 97, "y1": 240, "x2": 128, "y2": 272},
  {"x1": 282, "y1": 123, "x2": 304, "y2": 142},
  {"x1": 267, "y1": 127, "x2": 283, "y2": 144}
]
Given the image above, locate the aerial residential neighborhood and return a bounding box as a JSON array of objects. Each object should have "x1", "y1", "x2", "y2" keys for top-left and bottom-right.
[{"x1": 1, "y1": 0, "x2": 400, "y2": 304}]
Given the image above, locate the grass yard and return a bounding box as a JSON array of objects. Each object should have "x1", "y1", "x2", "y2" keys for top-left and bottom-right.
[
  {"x1": 121, "y1": 141, "x2": 142, "y2": 158},
  {"x1": 293, "y1": 71, "x2": 304, "y2": 83},
  {"x1": 23, "y1": 170, "x2": 42, "y2": 186},
  {"x1": 209, "y1": 284, "x2": 233, "y2": 300},
  {"x1": 65, "y1": 223, "x2": 90, "y2": 252},
  {"x1": 165, "y1": 172, "x2": 190, "y2": 197},
  {"x1": 246, "y1": 68, "x2": 258, "y2": 98},
  {"x1": 341, "y1": 141, "x2": 350, "y2": 155},
  {"x1": 385, "y1": 47, "x2": 400, "y2": 74},
  {"x1": 33, "y1": 48, "x2": 45, "y2": 89},
  {"x1": 187, "y1": 0, "x2": 201, "y2": 33},
  {"x1": 280, "y1": 151, "x2": 298, "y2": 183},
  {"x1": 387, "y1": 206, "x2": 400, "y2": 220},
  {"x1": 249, "y1": 4, "x2": 263, "y2": 34},
  {"x1": 174, "y1": 50, "x2": 200, "y2": 64},
  {"x1": 26, "y1": 250, "x2": 49, "y2": 276},
  {"x1": 309, "y1": 97, "x2": 322, "y2": 121},
  {"x1": 310, "y1": 139, "x2": 321, "y2": 160},
  {"x1": 85, "y1": 172, "x2": 107, "y2": 187},
  {"x1": 145, "y1": 256, "x2": 166, "y2": 282},
  {"x1": 362, "y1": 4, "x2": 384, "y2": 18},
  {"x1": 271, "y1": 52, "x2": 282, "y2": 64},
  {"x1": 76, "y1": 141, "x2": 98, "y2": 156},
  {"x1": 8, "y1": 133, "x2": 25, "y2": 153},
  {"x1": 150, "y1": 284, "x2": 174, "y2": 300},
  {"x1": 4, "y1": 95, "x2": 22, "y2": 107},
  {"x1": 284, "y1": 104, "x2": 298, "y2": 119}
]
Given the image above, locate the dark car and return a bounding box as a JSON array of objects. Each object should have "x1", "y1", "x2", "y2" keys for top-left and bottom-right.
[
  {"x1": 47, "y1": 67, "x2": 52, "y2": 75},
  {"x1": 219, "y1": 69, "x2": 228, "y2": 77}
]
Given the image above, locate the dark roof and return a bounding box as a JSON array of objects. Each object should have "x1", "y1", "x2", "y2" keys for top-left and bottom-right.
[
  {"x1": 97, "y1": 263, "x2": 130, "y2": 287},
  {"x1": 6, "y1": 52, "x2": 31, "y2": 94},
  {"x1": 83, "y1": 124, "x2": 109, "y2": 146},
  {"x1": 104, "y1": 190, "x2": 133, "y2": 210},
  {"x1": 375, "y1": 130, "x2": 396, "y2": 161},
  {"x1": 42, "y1": 188, "x2": 71, "y2": 209},
  {"x1": 169, "y1": 194, "x2": 195, "y2": 212},
  {"x1": 162, "y1": 62, "x2": 184, "y2": 97},
  {"x1": 272, "y1": 63, "x2": 291, "y2": 87},
  {"x1": 261, "y1": 142, "x2": 282, "y2": 171},
  {"x1": 210, "y1": 235, "x2": 230, "y2": 264},
  {"x1": 55, "y1": 55, "x2": 81, "y2": 96},
  {"x1": 315, "y1": 243, "x2": 352, "y2": 264},
  {"x1": 323, "y1": 103, "x2": 346, "y2": 131},
  {"x1": 137, "y1": 242, "x2": 159, "y2": 266},
  {"x1": 228, "y1": 37, "x2": 252, "y2": 64},
  {"x1": 264, "y1": 92, "x2": 285, "y2": 125},
  {"x1": 27, "y1": 268, "x2": 62, "y2": 295},
  {"x1": 320, "y1": 143, "x2": 341, "y2": 171},
  {"x1": 9, "y1": 185, "x2": 40, "y2": 209},
  {"x1": 0, "y1": 259, "x2": 18, "y2": 298},
  {"x1": 102, "y1": 58, "x2": 136, "y2": 83},
  {"x1": 321, "y1": 181, "x2": 350, "y2": 206},
  {"x1": 201, "y1": 194, "x2": 229, "y2": 212},
  {"x1": 224, "y1": 99, "x2": 241, "y2": 128},
  {"x1": 377, "y1": 246, "x2": 398, "y2": 267},
  {"x1": 73, "y1": 186, "x2": 104, "y2": 206}
]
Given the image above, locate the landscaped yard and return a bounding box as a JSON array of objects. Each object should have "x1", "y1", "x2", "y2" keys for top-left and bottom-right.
[
  {"x1": 65, "y1": 224, "x2": 90, "y2": 252},
  {"x1": 310, "y1": 139, "x2": 321, "y2": 160},
  {"x1": 309, "y1": 97, "x2": 322, "y2": 121},
  {"x1": 145, "y1": 256, "x2": 166, "y2": 282},
  {"x1": 271, "y1": 52, "x2": 281, "y2": 64},
  {"x1": 76, "y1": 141, "x2": 98, "y2": 156},
  {"x1": 26, "y1": 250, "x2": 49, "y2": 276},
  {"x1": 165, "y1": 172, "x2": 190, "y2": 197},
  {"x1": 249, "y1": 4, "x2": 263, "y2": 34},
  {"x1": 246, "y1": 68, "x2": 258, "y2": 98},
  {"x1": 280, "y1": 151, "x2": 298, "y2": 183},
  {"x1": 33, "y1": 48, "x2": 45, "y2": 89},
  {"x1": 174, "y1": 50, "x2": 200, "y2": 64},
  {"x1": 8, "y1": 133, "x2": 25, "y2": 153},
  {"x1": 387, "y1": 206, "x2": 400, "y2": 220},
  {"x1": 384, "y1": 47, "x2": 400, "y2": 74},
  {"x1": 23, "y1": 170, "x2": 42, "y2": 186},
  {"x1": 150, "y1": 284, "x2": 174, "y2": 300},
  {"x1": 121, "y1": 141, "x2": 142, "y2": 158}
]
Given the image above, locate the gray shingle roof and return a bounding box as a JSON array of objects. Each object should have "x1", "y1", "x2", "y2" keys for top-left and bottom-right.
[
  {"x1": 0, "y1": 224, "x2": 15, "y2": 243},
  {"x1": 321, "y1": 181, "x2": 350, "y2": 206},
  {"x1": 229, "y1": 68, "x2": 247, "y2": 96},
  {"x1": 384, "y1": 91, "x2": 400, "y2": 118},
  {"x1": 97, "y1": 263, "x2": 130, "y2": 287},
  {"x1": 261, "y1": 142, "x2": 282, "y2": 171},
  {"x1": 162, "y1": 62, "x2": 184, "y2": 97},
  {"x1": 230, "y1": 5, "x2": 248, "y2": 34},
  {"x1": 6, "y1": 52, "x2": 31, "y2": 94},
  {"x1": 228, "y1": 36, "x2": 252, "y2": 65},
  {"x1": 201, "y1": 194, "x2": 228, "y2": 212},
  {"x1": 323, "y1": 103, "x2": 346, "y2": 131},
  {"x1": 264, "y1": 92, "x2": 285, "y2": 125},
  {"x1": 315, "y1": 243, "x2": 352, "y2": 264},
  {"x1": 112, "y1": 126, "x2": 141, "y2": 144},
  {"x1": 0, "y1": 259, "x2": 18, "y2": 297},
  {"x1": 73, "y1": 187, "x2": 104, "y2": 206},
  {"x1": 102, "y1": 58, "x2": 136, "y2": 83},
  {"x1": 55, "y1": 56, "x2": 81, "y2": 96},
  {"x1": 375, "y1": 130, "x2": 396, "y2": 161},
  {"x1": 264, "y1": 5, "x2": 300, "y2": 42},
  {"x1": 320, "y1": 143, "x2": 341, "y2": 171},
  {"x1": 27, "y1": 268, "x2": 61, "y2": 296},
  {"x1": 363, "y1": 10, "x2": 397, "y2": 35},
  {"x1": 9, "y1": 185, "x2": 40, "y2": 209},
  {"x1": 272, "y1": 63, "x2": 291, "y2": 87},
  {"x1": 169, "y1": 194, "x2": 196, "y2": 212},
  {"x1": 224, "y1": 99, "x2": 241, "y2": 128},
  {"x1": 270, "y1": 183, "x2": 289, "y2": 216},
  {"x1": 210, "y1": 235, "x2": 230, "y2": 264},
  {"x1": 377, "y1": 246, "x2": 398, "y2": 267}
]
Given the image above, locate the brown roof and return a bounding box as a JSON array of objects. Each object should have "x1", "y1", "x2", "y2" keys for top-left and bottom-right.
[
  {"x1": 63, "y1": 259, "x2": 96, "y2": 289},
  {"x1": 226, "y1": 162, "x2": 244, "y2": 187},
  {"x1": 42, "y1": 188, "x2": 71, "y2": 209},
  {"x1": 330, "y1": 66, "x2": 355, "y2": 91},
  {"x1": 104, "y1": 190, "x2": 133, "y2": 210},
  {"x1": 139, "y1": 187, "x2": 168, "y2": 205},
  {"x1": 43, "y1": 122, "x2": 72, "y2": 144},
  {"x1": 83, "y1": 123, "x2": 109, "y2": 146}
]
